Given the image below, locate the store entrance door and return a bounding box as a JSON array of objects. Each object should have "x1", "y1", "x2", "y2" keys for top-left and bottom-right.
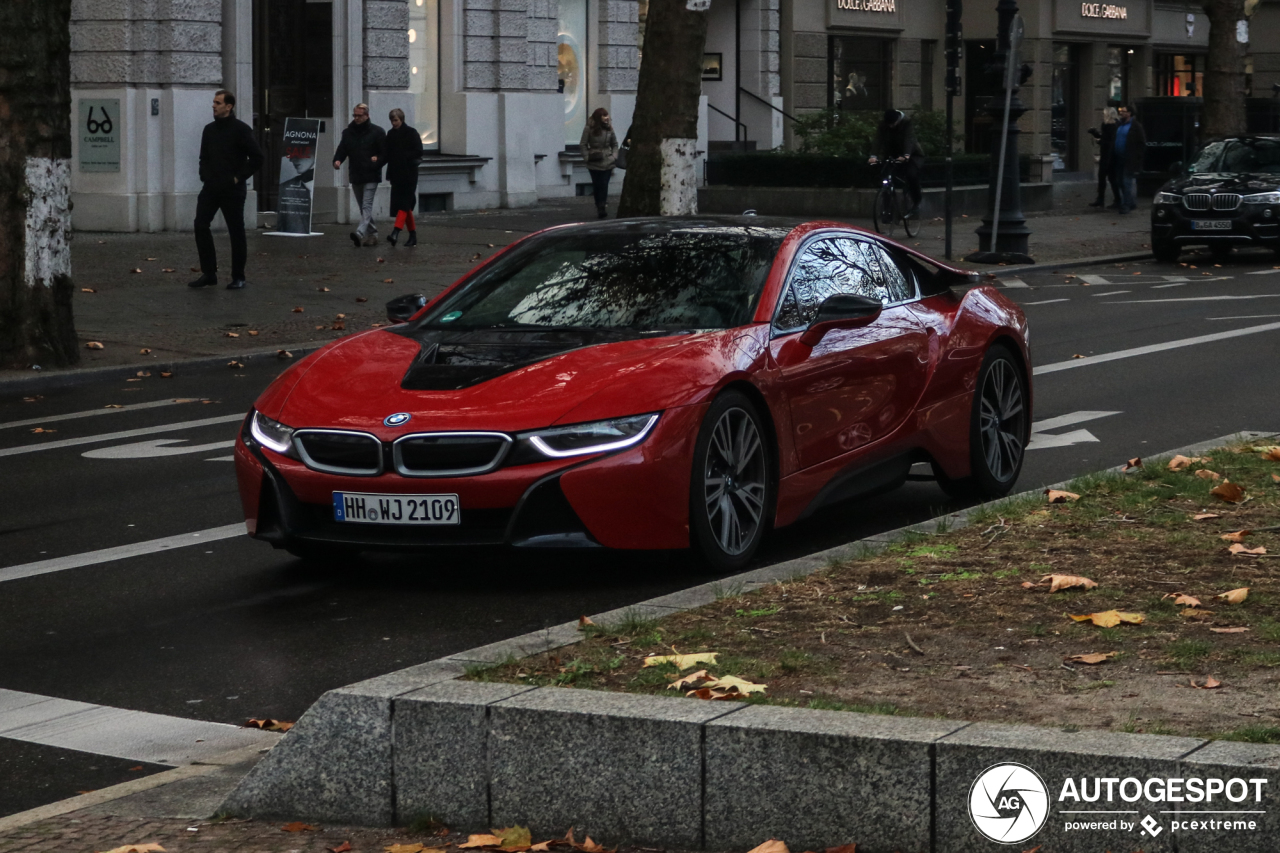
[
  {"x1": 252, "y1": 0, "x2": 333, "y2": 211},
  {"x1": 1051, "y1": 44, "x2": 1079, "y2": 171}
]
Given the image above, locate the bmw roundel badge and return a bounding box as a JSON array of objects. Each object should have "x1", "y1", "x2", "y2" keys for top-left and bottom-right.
[{"x1": 384, "y1": 413, "x2": 412, "y2": 427}]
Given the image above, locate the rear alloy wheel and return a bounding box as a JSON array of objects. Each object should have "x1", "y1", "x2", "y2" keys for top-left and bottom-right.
[
  {"x1": 936, "y1": 346, "x2": 1029, "y2": 500},
  {"x1": 690, "y1": 391, "x2": 775, "y2": 571}
]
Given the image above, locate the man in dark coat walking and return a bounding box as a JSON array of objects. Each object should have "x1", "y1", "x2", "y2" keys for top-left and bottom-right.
[
  {"x1": 1112, "y1": 104, "x2": 1147, "y2": 214},
  {"x1": 189, "y1": 90, "x2": 263, "y2": 290},
  {"x1": 333, "y1": 103, "x2": 386, "y2": 247}
]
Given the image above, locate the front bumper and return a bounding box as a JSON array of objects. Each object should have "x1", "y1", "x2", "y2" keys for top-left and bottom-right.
[
  {"x1": 234, "y1": 404, "x2": 707, "y2": 552},
  {"x1": 1151, "y1": 202, "x2": 1280, "y2": 247}
]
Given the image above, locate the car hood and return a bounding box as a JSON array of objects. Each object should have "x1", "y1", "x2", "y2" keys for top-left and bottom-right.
[
  {"x1": 269, "y1": 325, "x2": 747, "y2": 433},
  {"x1": 1162, "y1": 173, "x2": 1280, "y2": 194}
]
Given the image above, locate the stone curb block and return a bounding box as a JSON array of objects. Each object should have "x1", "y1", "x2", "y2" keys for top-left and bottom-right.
[{"x1": 219, "y1": 430, "x2": 1280, "y2": 850}]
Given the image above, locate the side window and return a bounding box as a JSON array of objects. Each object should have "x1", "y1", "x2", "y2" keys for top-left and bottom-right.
[{"x1": 773, "y1": 236, "x2": 913, "y2": 332}]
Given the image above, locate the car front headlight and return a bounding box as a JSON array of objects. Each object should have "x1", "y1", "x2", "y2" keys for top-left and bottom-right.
[
  {"x1": 525, "y1": 413, "x2": 660, "y2": 458},
  {"x1": 1154, "y1": 192, "x2": 1180, "y2": 205},
  {"x1": 250, "y1": 410, "x2": 296, "y2": 454},
  {"x1": 1243, "y1": 192, "x2": 1280, "y2": 204}
]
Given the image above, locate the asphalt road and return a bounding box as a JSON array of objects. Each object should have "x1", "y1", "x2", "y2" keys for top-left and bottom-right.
[{"x1": 0, "y1": 247, "x2": 1277, "y2": 817}]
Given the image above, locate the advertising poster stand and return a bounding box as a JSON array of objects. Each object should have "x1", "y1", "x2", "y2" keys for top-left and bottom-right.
[{"x1": 264, "y1": 117, "x2": 323, "y2": 237}]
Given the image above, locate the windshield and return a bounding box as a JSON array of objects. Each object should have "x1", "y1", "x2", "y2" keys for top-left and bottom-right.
[
  {"x1": 416, "y1": 227, "x2": 787, "y2": 332},
  {"x1": 1188, "y1": 138, "x2": 1280, "y2": 174}
]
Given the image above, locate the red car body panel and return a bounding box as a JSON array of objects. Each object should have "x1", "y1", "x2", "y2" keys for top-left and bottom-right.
[{"x1": 235, "y1": 217, "x2": 1029, "y2": 554}]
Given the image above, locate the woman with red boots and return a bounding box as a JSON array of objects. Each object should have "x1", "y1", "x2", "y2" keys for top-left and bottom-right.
[{"x1": 385, "y1": 108, "x2": 424, "y2": 247}]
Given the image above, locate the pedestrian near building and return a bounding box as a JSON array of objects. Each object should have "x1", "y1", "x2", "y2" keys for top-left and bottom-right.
[
  {"x1": 189, "y1": 90, "x2": 263, "y2": 290},
  {"x1": 1087, "y1": 106, "x2": 1121, "y2": 209},
  {"x1": 1112, "y1": 104, "x2": 1147, "y2": 214},
  {"x1": 868, "y1": 109, "x2": 925, "y2": 218},
  {"x1": 580, "y1": 108, "x2": 618, "y2": 219},
  {"x1": 333, "y1": 104, "x2": 386, "y2": 247},
  {"x1": 384, "y1": 108, "x2": 423, "y2": 247}
]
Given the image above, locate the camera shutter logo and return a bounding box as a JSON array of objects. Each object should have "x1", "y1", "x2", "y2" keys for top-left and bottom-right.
[{"x1": 969, "y1": 763, "x2": 1050, "y2": 844}]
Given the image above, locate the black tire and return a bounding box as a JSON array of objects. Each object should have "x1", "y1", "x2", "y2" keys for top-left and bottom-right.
[
  {"x1": 935, "y1": 345, "x2": 1029, "y2": 500},
  {"x1": 873, "y1": 186, "x2": 896, "y2": 237},
  {"x1": 1152, "y1": 239, "x2": 1179, "y2": 263},
  {"x1": 902, "y1": 193, "x2": 921, "y2": 237},
  {"x1": 689, "y1": 390, "x2": 776, "y2": 572}
]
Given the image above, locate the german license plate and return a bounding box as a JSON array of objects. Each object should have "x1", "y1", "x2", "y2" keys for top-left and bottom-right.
[
  {"x1": 333, "y1": 492, "x2": 460, "y2": 525},
  {"x1": 1191, "y1": 220, "x2": 1232, "y2": 230}
]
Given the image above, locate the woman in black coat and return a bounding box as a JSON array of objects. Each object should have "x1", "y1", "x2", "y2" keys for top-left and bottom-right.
[
  {"x1": 1088, "y1": 106, "x2": 1121, "y2": 209},
  {"x1": 384, "y1": 109, "x2": 424, "y2": 246}
]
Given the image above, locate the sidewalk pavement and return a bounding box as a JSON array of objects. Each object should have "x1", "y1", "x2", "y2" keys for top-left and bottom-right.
[{"x1": 1, "y1": 190, "x2": 1150, "y2": 387}]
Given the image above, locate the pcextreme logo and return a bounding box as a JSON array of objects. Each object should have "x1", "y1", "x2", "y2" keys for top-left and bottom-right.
[
  {"x1": 969, "y1": 763, "x2": 1050, "y2": 844},
  {"x1": 969, "y1": 763, "x2": 1270, "y2": 843}
]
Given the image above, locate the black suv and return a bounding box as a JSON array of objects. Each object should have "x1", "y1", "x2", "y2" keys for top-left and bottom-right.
[{"x1": 1150, "y1": 135, "x2": 1280, "y2": 262}]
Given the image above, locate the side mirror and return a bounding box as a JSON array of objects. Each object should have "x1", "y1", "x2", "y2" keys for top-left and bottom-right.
[
  {"x1": 799, "y1": 294, "x2": 883, "y2": 347},
  {"x1": 386, "y1": 293, "x2": 427, "y2": 324},
  {"x1": 1169, "y1": 161, "x2": 1183, "y2": 176}
]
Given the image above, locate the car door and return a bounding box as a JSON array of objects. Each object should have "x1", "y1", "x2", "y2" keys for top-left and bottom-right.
[{"x1": 769, "y1": 233, "x2": 929, "y2": 471}]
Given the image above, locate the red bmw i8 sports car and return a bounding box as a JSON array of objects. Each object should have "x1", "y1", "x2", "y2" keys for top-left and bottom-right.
[{"x1": 235, "y1": 216, "x2": 1030, "y2": 569}]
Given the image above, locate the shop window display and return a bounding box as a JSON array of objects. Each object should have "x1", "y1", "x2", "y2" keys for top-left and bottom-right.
[
  {"x1": 560, "y1": 0, "x2": 588, "y2": 149},
  {"x1": 408, "y1": 0, "x2": 439, "y2": 149},
  {"x1": 829, "y1": 36, "x2": 892, "y2": 115}
]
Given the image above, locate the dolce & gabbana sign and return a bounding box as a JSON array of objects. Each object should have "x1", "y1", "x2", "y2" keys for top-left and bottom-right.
[
  {"x1": 829, "y1": 0, "x2": 903, "y2": 29},
  {"x1": 1054, "y1": 0, "x2": 1149, "y2": 35}
]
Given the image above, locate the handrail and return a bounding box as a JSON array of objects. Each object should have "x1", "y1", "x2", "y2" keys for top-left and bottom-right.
[
  {"x1": 706, "y1": 102, "x2": 747, "y2": 142},
  {"x1": 739, "y1": 87, "x2": 798, "y2": 123}
]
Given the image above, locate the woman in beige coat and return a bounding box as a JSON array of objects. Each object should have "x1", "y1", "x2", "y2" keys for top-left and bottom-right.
[{"x1": 580, "y1": 108, "x2": 618, "y2": 219}]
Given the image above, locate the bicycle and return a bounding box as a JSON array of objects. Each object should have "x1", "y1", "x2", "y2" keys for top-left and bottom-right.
[{"x1": 871, "y1": 158, "x2": 921, "y2": 239}]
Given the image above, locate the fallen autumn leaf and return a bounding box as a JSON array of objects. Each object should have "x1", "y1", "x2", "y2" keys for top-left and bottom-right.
[
  {"x1": 1217, "y1": 587, "x2": 1250, "y2": 603},
  {"x1": 1210, "y1": 627, "x2": 1249, "y2": 634},
  {"x1": 281, "y1": 822, "x2": 317, "y2": 832},
  {"x1": 1228, "y1": 544, "x2": 1266, "y2": 556},
  {"x1": 1211, "y1": 482, "x2": 1246, "y2": 503},
  {"x1": 85, "y1": 341, "x2": 105, "y2": 350},
  {"x1": 1046, "y1": 489, "x2": 1080, "y2": 504},
  {"x1": 1041, "y1": 574, "x2": 1098, "y2": 592},
  {"x1": 1068, "y1": 610, "x2": 1144, "y2": 628},
  {"x1": 1065, "y1": 652, "x2": 1118, "y2": 664},
  {"x1": 643, "y1": 651, "x2": 718, "y2": 669}
]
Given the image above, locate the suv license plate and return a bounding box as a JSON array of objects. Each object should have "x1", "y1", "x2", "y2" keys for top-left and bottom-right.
[
  {"x1": 333, "y1": 492, "x2": 460, "y2": 525},
  {"x1": 1191, "y1": 220, "x2": 1233, "y2": 230}
]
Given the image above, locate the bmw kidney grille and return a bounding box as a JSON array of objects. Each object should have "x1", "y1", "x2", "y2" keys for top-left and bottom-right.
[{"x1": 393, "y1": 432, "x2": 512, "y2": 477}]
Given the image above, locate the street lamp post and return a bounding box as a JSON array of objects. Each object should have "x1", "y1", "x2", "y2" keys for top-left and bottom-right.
[{"x1": 967, "y1": 0, "x2": 1034, "y2": 264}]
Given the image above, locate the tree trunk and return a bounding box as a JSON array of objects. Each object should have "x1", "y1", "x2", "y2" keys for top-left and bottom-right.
[
  {"x1": 1201, "y1": 0, "x2": 1248, "y2": 138},
  {"x1": 0, "y1": 0, "x2": 79, "y2": 370},
  {"x1": 617, "y1": 0, "x2": 709, "y2": 217}
]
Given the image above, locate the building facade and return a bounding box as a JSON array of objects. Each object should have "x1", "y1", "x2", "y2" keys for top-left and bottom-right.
[
  {"x1": 69, "y1": 0, "x2": 660, "y2": 231},
  {"x1": 774, "y1": 0, "x2": 1280, "y2": 176}
]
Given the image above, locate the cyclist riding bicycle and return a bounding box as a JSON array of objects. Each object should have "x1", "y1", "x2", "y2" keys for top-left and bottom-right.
[{"x1": 867, "y1": 109, "x2": 925, "y2": 218}]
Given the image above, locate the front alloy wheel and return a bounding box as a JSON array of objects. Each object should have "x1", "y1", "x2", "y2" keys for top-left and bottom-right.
[{"x1": 691, "y1": 392, "x2": 774, "y2": 570}]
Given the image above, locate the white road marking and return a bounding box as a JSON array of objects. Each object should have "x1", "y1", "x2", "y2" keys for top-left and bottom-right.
[
  {"x1": 1023, "y1": 298, "x2": 1069, "y2": 306},
  {"x1": 0, "y1": 524, "x2": 245, "y2": 585},
  {"x1": 1113, "y1": 294, "x2": 1280, "y2": 304},
  {"x1": 1035, "y1": 321, "x2": 1280, "y2": 375},
  {"x1": 1077, "y1": 275, "x2": 1112, "y2": 285},
  {"x1": 0, "y1": 688, "x2": 278, "y2": 765},
  {"x1": 1245, "y1": 268, "x2": 1280, "y2": 275},
  {"x1": 1028, "y1": 428, "x2": 1101, "y2": 450},
  {"x1": 999, "y1": 278, "x2": 1029, "y2": 288},
  {"x1": 0, "y1": 398, "x2": 205, "y2": 432},
  {"x1": 0, "y1": 414, "x2": 244, "y2": 458},
  {"x1": 1207, "y1": 314, "x2": 1280, "y2": 321},
  {"x1": 1027, "y1": 411, "x2": 1121, "y2": 450},
  {"x1": 83, "y1": 438, "x2": 237, "y2": 459},
  {"x1": 1031, "y1": 411, "x2": 1122, "y2": 432},
  {"x1": 205, "y1": 456, "x2": 236, "y2": 462},
  {"x1": 1152, "y1": 282, "x2": 1187, "y2": 289},
  {"x1": 1159, "y1": 276, "x2": 1190, "y2": 282},
  {"x1": 1095, "y1": 290, "x2": 1131, "y2": 296}
]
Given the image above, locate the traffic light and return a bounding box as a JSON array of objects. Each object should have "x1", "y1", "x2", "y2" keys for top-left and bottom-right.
[{"x1": 945, "y1": 0, "x2": 963, "y2": 95}]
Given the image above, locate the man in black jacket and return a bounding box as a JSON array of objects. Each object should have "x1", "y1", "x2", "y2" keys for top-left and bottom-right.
[
  {"x1": 333, "y1": 104, "x2": 386, "y2": 247},
  {"x1": 1112, "y1": 104, "x2": 1147, "y2": 214},
  {"x1": 189, "y1": 90, "x2": 263, "y2": 290},
  {"x1": 868, "y1": 109, "x2": 926, "y2": 218}
]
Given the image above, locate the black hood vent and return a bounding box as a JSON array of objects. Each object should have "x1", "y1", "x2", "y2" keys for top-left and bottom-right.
[{"x1": 391, "y1": 327, "x2": 656, "y2": 391}]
